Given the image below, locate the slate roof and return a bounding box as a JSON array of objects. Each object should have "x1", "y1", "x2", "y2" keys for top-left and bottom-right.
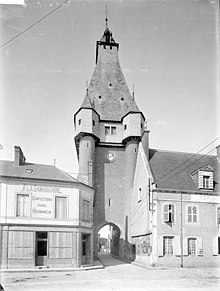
[
  {"x1": 79, "y1": 27, "x2": 141, "y2": 121},
  {"x1": 0, "y1": 160, "x2": 79, "y2": 184},
  {"x1": 149, "y1": 149, "x2": 220, "y2": 192}
]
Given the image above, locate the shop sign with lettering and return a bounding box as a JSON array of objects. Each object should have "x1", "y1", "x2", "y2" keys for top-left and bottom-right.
[{"x1": 32, "y1": 193, "x2": 53, "y2": 218}]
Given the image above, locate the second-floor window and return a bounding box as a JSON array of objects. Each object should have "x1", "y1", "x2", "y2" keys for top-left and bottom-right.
[
  {"x1": 163, "y1": 204, "x2": 174, "y2": 223},
  {"x1": 217, "y1": 207, "x2": 220, "y2": 225},
  {"x1": 55, "y1": 197, "x2": 67, "y2": 219},
  {"x1": 187, "y1": 206, "x2": 198, "y2": 223},
  {"x1": 105, "y1": 126, "x2": 116, "y2": 135},
  {"x1": 17, "y1": 194, "x2": 29, "y2": 217},
  {"x1": 82, "y1": 199, "x2": 90, "y2": 221}
]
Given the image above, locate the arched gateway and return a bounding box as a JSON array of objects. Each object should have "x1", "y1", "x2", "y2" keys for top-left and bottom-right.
[{"x1": 74, "y1": 22, "x2": 146, "y2": 262}]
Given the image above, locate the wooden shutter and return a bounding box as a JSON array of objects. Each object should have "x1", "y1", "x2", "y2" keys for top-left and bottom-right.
[
  {"x1": 158, "y1": 236, "x2": 163, "y2": 257},
  {"x1": 171, "y1": 204, "x2": 175, "y2": 222},
  {"x1": 163, "y1": 205, "x2": 169, "y2": 222},
  {"x1": 174, "y1": 236, "x2": 181, "y2": 256},
  {"x1": 197, "y1": 237, "x2": 203, "y2": 256},
  {"x1": 183, "y1": 237, "x2": 188, "y2": 256},
  {"x1": 213, "y1": 236, "x2": 218, "y2": 256}
]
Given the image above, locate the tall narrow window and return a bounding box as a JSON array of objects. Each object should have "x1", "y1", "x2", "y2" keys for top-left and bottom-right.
[
  {"x1": 187, "y1": 206, "x2": 198, "y2": 223},
  {"x1": 203, "y1": 176, "x2": 210, "y2": 188},
  {"x1": 55, "y1": 197, "x2": 67, "y2": 219},
  {"x1": 17, "y1": 194, "x2": 29, "y2": 217},
  {"x1": 111, "y1": 126, "x2": 116, "y2": 135},
  {"x1": 163, "y1": 204, "x2": 174, "y2": 223},
  {"x1": 105, "y1": 126, "x2": 110, "y2": 135},
  {"x1": 82, "y1": 199, "x2": 90, "y2": 221},
  {"x1": 188, "y1": 238, "x2": 196, "y2": 255},
  {"x1": 163, "y1": 236, "x2": 173, "y2": 255}
]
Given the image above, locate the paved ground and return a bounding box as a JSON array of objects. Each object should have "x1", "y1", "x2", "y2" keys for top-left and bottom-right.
[{"x1": 1, "y1": 253, "x2": 220, "y2": 291}]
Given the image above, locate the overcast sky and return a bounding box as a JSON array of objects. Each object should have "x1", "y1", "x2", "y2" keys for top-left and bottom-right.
[{"x1": 0, "y1": 0, "x2": 219, "y2": 174}]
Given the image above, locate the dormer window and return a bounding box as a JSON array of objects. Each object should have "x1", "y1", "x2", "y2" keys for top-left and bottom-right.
[
  {"x1": 191, "y1": 166, "x2": 214, "y2": 190},
  {"x1": 203, "y1": 175, "x2": 210, "y2": 189}
]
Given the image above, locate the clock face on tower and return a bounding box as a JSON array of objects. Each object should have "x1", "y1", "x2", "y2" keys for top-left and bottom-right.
[{"x1": 106, "y1": 152, "x2": 115, "y2": 162}]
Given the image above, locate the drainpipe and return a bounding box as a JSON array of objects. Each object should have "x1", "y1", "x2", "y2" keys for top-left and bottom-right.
[{"x1": 180, "y1": 192, "x2": 183, "y2": 268}]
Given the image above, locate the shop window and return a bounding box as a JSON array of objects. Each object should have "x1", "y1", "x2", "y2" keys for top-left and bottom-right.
[
  {"x1": 17, "y1": 194, "x2": 29, "y2": 217},
  {"x1": 82, "y1": 199, "x2": 90, "y2": 221},
  {"x1": 8, "y1": 231, "x2": 34, "y2": 258},
  {"x1": 163, "y1": 236, "x2": 174, "y2": 255},
  {"x1": 163, "y1": 204, "x2": 174, "y2": 223},
  {"x1": 55, "y1": 197, "x2": 67, "y2": 219},
  {"x1": 49, "y1": 232, "x2": 72, "y2": 259},
  {"x1": 105, "y1": 126, "x2": 116, "y2": 135},
  {"x1": 187, "y1": 205, "x2": 198, "y2": 223}
]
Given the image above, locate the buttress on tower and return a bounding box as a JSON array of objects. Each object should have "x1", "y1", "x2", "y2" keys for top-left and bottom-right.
[{"x1": 74, "y1": 23, "x2": 147, "y2": 255}]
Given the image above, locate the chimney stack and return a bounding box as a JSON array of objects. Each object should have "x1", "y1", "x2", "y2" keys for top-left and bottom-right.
[
  {"x1": 142, "y1": 121, "x2": 150, "y2": 160},
  {"x1": 14, "y1": 146, "x2": 26, "y2": 166}
]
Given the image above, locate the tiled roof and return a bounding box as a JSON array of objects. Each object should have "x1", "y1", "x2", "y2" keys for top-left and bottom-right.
[
  {"x1": 149, "y1": 149, "x2": 220, "y2": 192},
  {"x1": 0, "y1": 160, "x2": 78, "y2": 184}
]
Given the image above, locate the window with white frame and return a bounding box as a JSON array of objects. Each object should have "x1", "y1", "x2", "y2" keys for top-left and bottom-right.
[
  {"x1": 55, "y1": 197, "x2": 67, "y2": 219},
  {"x1": 17, "y1": 194, "x2": 29, "y2": 217},
  {"x1": 163, "y1": 236, "x2": 174, "y2": 255},
  {"x1": 187, "y1": 205, "x2": 198, "y2": 223},
  {"x1": 188, "y1": 238, "x2": 196, "y2": 255},
  {"x1": 203, "y1": 175, "x2": 210, "y2": 188},
  {"x1": 163, "y1": 204, "x2": 174, "y2": 223}
]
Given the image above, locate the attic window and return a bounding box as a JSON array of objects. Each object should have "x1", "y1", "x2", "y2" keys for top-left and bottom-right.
[
  {"x1": 25, "y1": 169, "x2": 33, "y2": 173},
  {"x1": 191, "y1": 166, "x2": 214, "y2": 190},
  {"x1": 121, "y1": 97, "x2": 124, "y2": 101},
  {"x1": 109, "y1": 83, "x2": 112, "y2": 87},
  {"x1": 99, "y1": 96, "x2": 102, "y2": 99}
]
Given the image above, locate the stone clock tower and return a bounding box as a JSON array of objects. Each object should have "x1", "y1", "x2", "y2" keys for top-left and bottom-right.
[{"x1": 74, "y1": 22, "x2": 146, "y2": 258}]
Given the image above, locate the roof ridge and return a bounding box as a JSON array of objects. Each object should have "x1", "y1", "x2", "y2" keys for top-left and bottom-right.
[{"x1": 150, "y1": 148, "x2": 216, "y2": 157}]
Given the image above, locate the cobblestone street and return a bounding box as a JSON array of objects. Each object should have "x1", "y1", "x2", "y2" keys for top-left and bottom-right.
[{"x1": 1, "y1": 254, "x2": 219, "y2": 291}]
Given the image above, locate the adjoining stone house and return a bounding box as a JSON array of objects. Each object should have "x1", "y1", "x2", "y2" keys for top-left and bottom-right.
[
  {"x1": 0, "y1": 146, "x2": 94, "y2": 269},
  {"x1": 131, "y1": 137, "x2": 220, "y2": 267}
]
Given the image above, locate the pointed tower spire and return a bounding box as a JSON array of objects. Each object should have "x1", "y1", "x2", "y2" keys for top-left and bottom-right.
[{"x1": 105, "y1": 4, "x2": 108, "y2": 29}]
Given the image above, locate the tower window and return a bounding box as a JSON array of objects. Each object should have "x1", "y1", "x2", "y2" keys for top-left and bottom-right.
[
  {"x1": 124, "y1": 124, "x2": 127, "y2": 130},
  {"x1": 105, "y1": 126, "x2": 116, "y2": 135},
  {"x1": 110, "y1": 46, "x2": 112, "y2": 50},
  {"x1": 104, "y1": 45, "x2": 106, "y2": 49},
  {"x1": 79, "y1": 119, "x2": 81, "y2": 125},
  {"x1": 109, "y1": 83, "x2": 112, "y2": 87},
  {"x1": 93, "y1": 120, "x2": 95, "y2": 126}
]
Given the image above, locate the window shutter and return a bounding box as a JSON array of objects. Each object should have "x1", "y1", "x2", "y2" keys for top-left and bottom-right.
[
  {"x1": 197, "y1": 237, "x2": 203, "y2": 256},
  {"x1": 183, "y1": 238, "x2": 188, "y2": 256},
  {"x1": 213, "y1": 236, "x2": 218, "y2": 256},
  {"x1": 163, "y1": 205, "x2": 169, "y2": 222},
  {"x1": 171, "y1": 204, "x2": 175, "y2": 222},
  {"x1": 174, "y1": 236, "x2": 181, "y2": 256},
  {"x1": 158, "y1": 236, "x2": 163, "y2": 257}
]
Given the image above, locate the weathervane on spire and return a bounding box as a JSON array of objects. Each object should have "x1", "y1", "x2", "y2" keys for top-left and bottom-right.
[{"x1": 105, "y1": 4, "x2": 108, "y2": 29}]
